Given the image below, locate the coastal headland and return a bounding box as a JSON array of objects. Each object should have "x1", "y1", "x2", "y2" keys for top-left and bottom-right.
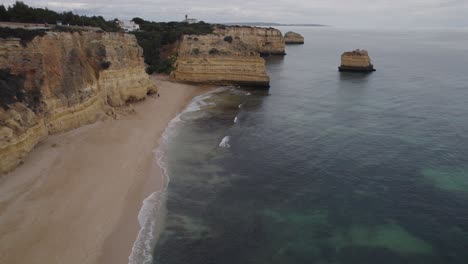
[{"x1": 172, "y1": 34, "x2": 270, "y2": 87}]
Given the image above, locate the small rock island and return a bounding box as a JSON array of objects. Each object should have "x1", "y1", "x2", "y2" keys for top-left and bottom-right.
[
  {"x1": 284, "y1": 31, "x2": 304, "y2": 44},
  {"x1": 338, "y1": 49, "x2": 376, "y2": 72}
]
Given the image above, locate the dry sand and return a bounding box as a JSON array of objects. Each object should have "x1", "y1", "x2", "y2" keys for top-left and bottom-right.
[{"x1": 0, "y1": 76, "x2": 213, "y2": 264}]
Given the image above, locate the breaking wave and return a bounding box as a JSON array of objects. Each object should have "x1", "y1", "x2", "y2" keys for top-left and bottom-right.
[
  {"x1": 128, "y1": 87, "x2": 230, "y2": 264},
  {"x1": 219, "y1": 136, "x2": 231, "y2": 148}
]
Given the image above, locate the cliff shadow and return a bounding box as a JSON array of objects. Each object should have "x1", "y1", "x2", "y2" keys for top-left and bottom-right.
[
  {"x1": 263, "y1": 55, "x2": 285, "y2": 67},
  {"x1": 338, "y1": 71, "x2": 372, "y2": 82}
]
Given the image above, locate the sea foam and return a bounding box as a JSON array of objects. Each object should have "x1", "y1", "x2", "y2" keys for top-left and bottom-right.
[
  {"x1": 129, "y1": 87, "x2": 228, "y2": 264},
  {"x1": 219, "y1": 136, "x2": 231, "y2": 148}
]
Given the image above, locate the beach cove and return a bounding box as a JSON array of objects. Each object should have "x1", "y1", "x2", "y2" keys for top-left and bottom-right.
[{"x1": 0, "y1": 76, "x2": 213, "y2": 264}]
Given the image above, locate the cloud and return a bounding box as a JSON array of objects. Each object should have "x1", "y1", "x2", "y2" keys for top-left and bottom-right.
[{"x1": 2, "y1": 0, "x2": 468, "y2": 27}]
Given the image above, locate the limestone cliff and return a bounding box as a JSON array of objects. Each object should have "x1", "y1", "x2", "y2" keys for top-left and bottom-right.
[
  {"x1": 284, "y1": 31, "x2": 304, "y2": 44},
  {"x1": 172, "y1": 34, "x2": 269, "y2": 87},
  {"x1": 0, "y1": 31, "x2": 157, "y2": 173},
  {"x1": 338, "y1": 49, "x2": 376, "y2": 72},
  {"x1": 214, "y1": 26, "x2": 285, "y2": 55}
]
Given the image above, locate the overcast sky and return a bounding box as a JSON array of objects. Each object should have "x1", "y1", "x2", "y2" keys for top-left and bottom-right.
[{"x1": 2, "y1": 0, "x2": 468, "y2": 28}]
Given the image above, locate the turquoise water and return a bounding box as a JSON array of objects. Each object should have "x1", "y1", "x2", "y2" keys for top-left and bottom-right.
[{"x1": 152, "y1": 27, "x2": 468, "y2": 263}]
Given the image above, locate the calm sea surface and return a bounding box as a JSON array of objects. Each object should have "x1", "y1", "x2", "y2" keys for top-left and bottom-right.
[{"x1": 152, "y1": 27, "x2": 468, "y2": 263}]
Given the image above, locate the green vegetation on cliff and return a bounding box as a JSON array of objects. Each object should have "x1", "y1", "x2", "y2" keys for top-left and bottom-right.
[
  {"x1": 0, "y1": 1, "x2": 120, "y2": 32},
  {"x1": 131, "y1": 18, "x2": 214, "y2": 73},
  {"x1": 0, "y1": 27, "x2": 46, "y2": 46},
  {"x1": 0, "y1": 2, "x2": 215, "y2": 74}
]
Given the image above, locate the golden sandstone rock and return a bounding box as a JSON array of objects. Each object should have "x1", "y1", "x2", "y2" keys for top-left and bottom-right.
[
  {"x1": 214, "y1": 26, "x2": 286, "y2": 55},
  {"x1": 172, "y1": 34, "x2": 270, "y2": 87},
  {"x1": 284, "y1": 31, "x2": 304, "y2": 44},
  {"x1": 173, "y1": 26, "x2": 287, "y2": 87},
  {"x1": 0, "y1": 31, "x2": 157, "y2": 173},
  {"x1": 338, "y1": 49, "x2": 376, "y2": 72}
]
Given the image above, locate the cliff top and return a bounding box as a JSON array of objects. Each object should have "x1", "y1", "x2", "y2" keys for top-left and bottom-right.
[
  {"x1": 216, "y1": 25, "x2": 278, "y2": 30},
  {"x1": 285, "y1": 31, "x2": 303, "y2": 37},
  {"x1": 178, "y1": 34, "x2": 258, "y2": 57},
  {"x1": 342, "y1": 49, "x2": 369, "y2": 56}
]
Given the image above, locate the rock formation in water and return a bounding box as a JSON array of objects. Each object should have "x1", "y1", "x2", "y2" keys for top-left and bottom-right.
[
  {"x1": 172, "y1": 34, "x2": 269, "y2": 87},
  {"x1": 338, "y1": 49, "x2": 376, "y2": 72},
  {"x1": 284, "y1": 31, "x2": 304, "y2": 44},
  {"x1": 0, "y1": 31, "x2": 157, "y2": 173},
  {"x1": 214, "y1": 26, "x2": 286, "y2": 55}
]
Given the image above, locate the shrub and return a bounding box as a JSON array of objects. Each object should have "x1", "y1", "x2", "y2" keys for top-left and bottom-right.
[
  {"x1": 209, "y1": 48, "x2": 220, "y2": 55},
  {"x1": 192, "y1": 48, "x2": 200, "y2": 55},
  {"x1": 100, "y1": 61, "x2": 111, "y2": 69},
  {"x1": 223, "y1": 36, "x2": 233, "y2": 43},
  {"x1": 0, "y1": 27, "x2": 46, "y2": 47}
]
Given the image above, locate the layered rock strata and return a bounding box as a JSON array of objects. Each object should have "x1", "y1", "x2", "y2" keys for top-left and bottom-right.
[
  {"x1": 284, "y1": 31, "x2": 304, "y2": 44},
  {"x1": 0, "y1": 31, "x2": 157, "y2": 173},
  {"x1": 214, "y1": 26, "x2": 286, "y2": 55},
  {"x1": 172, "y1": 34, "x2": 269, "y2": 87},
  {"x1": 338, "y1": 49, "x2": 376, "y2": 72}
]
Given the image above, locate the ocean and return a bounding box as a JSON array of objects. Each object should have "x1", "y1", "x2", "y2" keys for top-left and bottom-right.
[{"x1": 142, "y1": 27, "x2": 468, "y2": 264}]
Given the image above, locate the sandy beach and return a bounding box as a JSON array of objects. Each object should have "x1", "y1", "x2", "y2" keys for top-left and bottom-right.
[{"x1": 0, "y1": 76, "x2": 212, "y2": 264}]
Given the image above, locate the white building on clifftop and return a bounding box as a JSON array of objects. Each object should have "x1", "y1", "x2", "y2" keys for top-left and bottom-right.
[
  {"x1": 116, "y1": 20, "x2": 140, "y2": 32},
  {"x1": 183, "y1": 14, "x2": 198, "y2": 24}
]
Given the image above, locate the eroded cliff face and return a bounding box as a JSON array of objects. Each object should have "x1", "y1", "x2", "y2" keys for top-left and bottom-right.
[
  {"x1": 0, "y1": 31, "x2": 157, "y2": 173},
  {"x1": 339, "y1": 49, "x2": 376, "y2": 72},
  {"x1": 172, "y1": 34, "x2": 269, "y2": 87},
  {"x1": 214, "y1": 26, "x2": 285, "y2": 55},
  {"x1": 284, "y1": 31, "x2": 304, "y2": 44}
]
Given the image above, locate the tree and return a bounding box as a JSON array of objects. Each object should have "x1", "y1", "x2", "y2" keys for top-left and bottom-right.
[
  {"x1": 132, "y1": 17, "x2": 145, "y2": 25},
  {"x1": 0, "y1": 5, "x2": 9, "y2": 21}
]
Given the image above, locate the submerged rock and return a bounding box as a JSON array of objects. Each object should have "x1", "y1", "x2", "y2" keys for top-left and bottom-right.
[
  {"x1": 284, "y1": 31, "x2": 304, "y2": 44},
  {"x1": 338, "y1": 49, "x2": 376, "y2": 72}
]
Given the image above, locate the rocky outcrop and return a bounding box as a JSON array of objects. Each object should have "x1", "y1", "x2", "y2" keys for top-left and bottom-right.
[
  {"x1": 214, "y1": 26, "x2": 285, "y2": 55},
  {"x1": 338, "y1": 49, "x2": 376, "y2": 72},
  {"x1": 284, "y1": 31, "x2": 304, "y2": 44},
  {"x1": 0, "y1": 31, "x2": 157, "y2": 173},
  {"x1": 172, "y1": 34, "x2": 269, "y2": 87}
]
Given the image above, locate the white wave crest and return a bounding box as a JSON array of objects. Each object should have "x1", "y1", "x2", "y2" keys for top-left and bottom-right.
[
  {"x1": 234, "y1": 116, "x2": 238, "y2": 123},
  {"x1": 219, "y1": 136, "x2": 231, "y2": 148},
  {"x1": 129, "y1": 86, "x2": 226, "y2": 264},
  {"x1": 128, "y1": 192, "x2": 162, "y2": 264}
]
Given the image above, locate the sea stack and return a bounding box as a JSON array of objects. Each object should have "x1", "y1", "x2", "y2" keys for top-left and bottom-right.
[
  {"x1": 338, "y1": 49, "x2": 376, "y2": 72},
  {"x1": 284, "y1": 31, "x2": 304, "y2": 44}
]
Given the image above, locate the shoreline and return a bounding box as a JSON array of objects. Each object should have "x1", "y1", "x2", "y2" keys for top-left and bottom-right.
[{"x1": 0, "y1": 75, "x2": 214, "y2": 264}]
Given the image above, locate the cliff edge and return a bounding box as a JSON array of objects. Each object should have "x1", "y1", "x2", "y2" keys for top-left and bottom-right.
[
  {"x1": 172, "y1": 34, "x2": 269, "y2": 87},
  {"x1": 0, "y1": 31, "x2": 157, "y2": 174}
]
